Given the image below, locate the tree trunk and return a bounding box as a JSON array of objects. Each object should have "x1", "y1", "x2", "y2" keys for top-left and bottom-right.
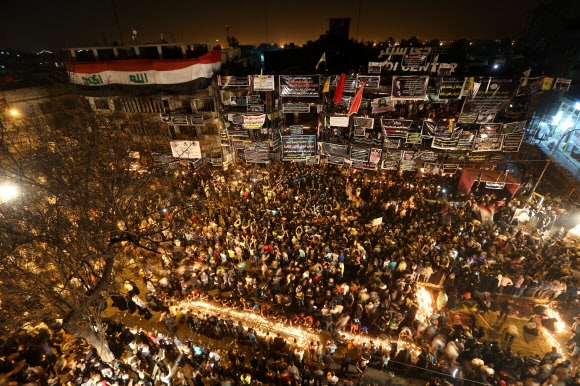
[{"x1": 62, "y1": 254, "x2": 116, "y2": 362}]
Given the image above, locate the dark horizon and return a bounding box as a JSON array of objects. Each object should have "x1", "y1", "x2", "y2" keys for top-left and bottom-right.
[{"x1": 1, "y1": 0, "x2": 579, "y2": 52}]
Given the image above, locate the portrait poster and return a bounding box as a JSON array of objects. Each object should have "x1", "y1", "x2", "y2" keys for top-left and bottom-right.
[
  {"x1": 473, "y1": 123, "x2": 503, "y2": 152},
  {"x1": 369, "y1": 148, "x2": 382, "y2": 163},
  {"x1": 371, "y1": 97, "x2": 396, "y2": 114},
  {"x1": 553, "y1": 78, "x2": 571, "y2": 91}
]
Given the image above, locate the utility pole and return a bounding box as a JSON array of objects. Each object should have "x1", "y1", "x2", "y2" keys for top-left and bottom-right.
[{"x1": 111, "y1": 0, "x2": 125, "y2": 45}]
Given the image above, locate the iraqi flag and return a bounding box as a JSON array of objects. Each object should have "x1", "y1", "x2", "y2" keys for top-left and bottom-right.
[{"x1": 65, "y1": 50, "x2": 222, "y2": 96}]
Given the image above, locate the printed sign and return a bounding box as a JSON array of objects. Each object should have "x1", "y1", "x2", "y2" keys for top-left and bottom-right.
[
  {"x1": 321, "y1": 143, "x2": 349, "y2": 157},
  {"x1": 439, "y1": 80, "x2": 465, "y2": 100},
  {"x1": 230, "y1": 96, "x2": 248, "y2": 106},
  {"x1": 253, "y1": 75, "x2": 275, "y2": 91},
  {"x1": 218, "y1": 76, "x2": 251, "y2": 87},
  {"x1": 283, "y1": 103, "x2": 310, "y2": 113},
  {"x1": 281, "y1": 135, "x2": 316, "y2": 161},
  {"x1": 485, "y1": 182, "x2": 506, "y2": 190},
  {"x1": 350, "y1": 146, "x2": 370, "y2": 162},
  {"x1": 383, "y1": 138, "x2": 401, "y2": 149},
  {"x1": 329, "y1": 116, "x2": 350, "y2": 127},
  {"x1": 170, "y1": 140, "x2": 202, "y2": 159},
  {"x1": 406, "y1": 132, "x2": 423, "y2": 144},
  {"x1": 553, "y1": 78, "x2": 571, "y2": 91},
  {"x1": 242, "y1": 114, "x2": 266, "y2": 129},
  {"x1": 473, "y1": 123, "x2": 503, "y2": 152},
  {"x1": 369, "y1": 148, "x2": 382, "y2": 163},
  {"x1": 357, "y1": 75, "x2": 380, "y2": 89},
  {"x1": 381, "y1": 119, "x2": 413, "y2": 138},
  {"x1": 290, "y1": 125, "x2": 303, "y2": 135},
  {"x1": 516, "y1": 77, "x2": 544, "y2": 96},
  {"x1": 188, "y1": 115, "x2": 204, "y2": 125},
  {"x1": 392, "y1": 75, "x2": 429, "y2": 100},
  {"x1": 371, "y1": 97, "x2": 396, "y2": 114},
  {"x1": 368, "y1": 62, "x2": 382, "y2": 74},
  {"x1": 279, "y1": 75, "x2": 320, "y2": 97}
]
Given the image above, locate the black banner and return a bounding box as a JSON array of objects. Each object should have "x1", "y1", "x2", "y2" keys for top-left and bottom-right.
[
  {"x1": 421, "y1": 121, "x2": 459, "y2": 138},
  {"x1": 516, "y1": 77, "x2": 544, "y2": 97},
  {"x1": 503, "y1": 133, "x2": 524, "y2": 152},
  {"x1": 357, "y1": 75, "x2": 380, "y2": 89},
  {"x1": 230, "y1": 96, "x2": 248, "y2": 106},
  {"x1": 381, "y1": 160, "x2": 398, "y2": 170},
  {"x1": 283, "y1": 103, "x2": 310, "y2": 113},
  {"x1": 456, "y1": 130, "x2": 475, "y2": 150},
  {"x1": 321, "y1": 142, "x2": 349, "y2": 157},
  {"x1": 438, "y1": 80, "x2": 465, "y2": 100},
  {"x1": 406, "y1": 132, "x2": 423, "y2": 144},
  {"x1": 279, "y1": 75, "x2": 320, "y2": 97},
  {"x1": 290, "y1": 125, "x2": 303, "y2": 135},
  {"x1": 502, "y1": 121, "x2": 526, "y2": 134},
  {"x1": 384, "y1": 138, "x2": 401, "y2": 149},
  {"x1": 432, "y1": 137, "x2": 459, "y2": 150},
  {"x1": 460, "y1": 78, "x2": 516, "y2": 115},
  {"x1": 281, "y1": 135, "x2": 316, "y2": 161},
  {"x1": 218, "y1": 75, "x2": 250, "y2": 87},
  {"x1": 381, "y1": 119, "x2": 413, "y2": 138},
  {"x1": 392, "y1": 75, "x2": 429, "y2": 100},
  {"x1": 350, "y1": 146, "x2": 370, "y2": 162}
]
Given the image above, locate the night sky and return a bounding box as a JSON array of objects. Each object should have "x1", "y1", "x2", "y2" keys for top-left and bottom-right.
[{"x1": 1, "y1": 0, "x2": 578, "y2": 52}]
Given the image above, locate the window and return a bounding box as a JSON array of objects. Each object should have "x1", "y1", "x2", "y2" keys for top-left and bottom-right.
[
  {"x1": 195, "y1": 99, "x2": 214, "y2": 112},
  {"x1": 93, "y1": 99, "x2": 110, "y2": 110}
]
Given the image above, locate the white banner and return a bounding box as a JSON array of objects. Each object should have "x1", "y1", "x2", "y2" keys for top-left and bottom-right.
[
  {"x1": 253, "y1": 75, "x2": 275, "y2": 91},
  {"x1": 243, "y1": 114, "x2": 266, "y2": 129},
  {"x1": 170, "y1": 140, "x2": 202, "y2": 159},
  {"x1": 329, "y1": 116, "x2": 349, "y2": 127}
]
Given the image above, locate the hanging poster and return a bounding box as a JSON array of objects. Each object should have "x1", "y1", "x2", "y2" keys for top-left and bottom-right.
[
  {"x1": 368, "y1": 62, "x2": 383, "y2": 74},
  {"x1": 458, "y1": 113, "x2": 478, "y2": 124},
  {"x1": 456, "y1": 130, "x2": 476, "y2": 150},
  {"x1": 321, "y1": 142, "x2": 349, "y2": 158},
  {"x1": 279, "y1": 75, "x2": 320, "y2": 97},
  {"x1": 402, "y1": 151, "x2": 416, "y2": 161},
  {"x1": 353, "y1": 136, "x2": 383, "y2": 146},
  {"x1": 402, "y1": 55, "x2": 427, "y2": 67},
  {"x1": 476, "y1": 111, "x2": 496, "y2": 123},
  {"x1": 354, "y1": 127, "x2": 366, "y2": 136},
  {"x1": 503, "y1": 133, "x2": 525, "y2": 152},
  {"x1": 381, "y1": 119, "x2": 413, "y2": 138},
  {"x1": 218, "y1": 75, "x2": 251, "y2": 87},
  {"x1": 418, "y1": 151, "x2": 438, "y2": 161},
  {"x1": 381, "y1": 160, "x2": 399, "y2": 170},
  {"x1": 384, "y1": 150, "x2": 403, "y2": 160},
  {"x1": 467, "y1": 154, "x2": 488, "y2": 162},
  {"x1": 357, "y1": 75, "x2": 380, "y2": 89},
  {"x1": 281, "y1": 135, "x2": 316, "y2": 161},
  {"x1": 283, "y1": 103, "x2": 310, "y2": 113},
  {"x1": 473, "y1": 123, "x2": 503, "y2": 152},
  {"x1": 423, "y1": 163, "x2": 440, "y2": 174},
  {"x1": 406, "y1": 132, "x2": 423, "y2": 144},
  {"x1": 516, "y1": 77, "x2": 544, "y2": 96},
  {"x1": 290, "y1": 125, "x2": 303, "y2": 135},
  {"x1": 170, "y1": 140, "x2": 202, "y2": 159},
  {"x1": 460, "y1": 78, "x2": 516, "y2": 116},
  {"x1": 502, "y1": 121, "x2": 526, "y2": 134},
  {"x1": 170, "y1": 115, "x2": 188, "y2": 126},
  {"x1": 391, "y1": 75, "x2": 429, "y2": 100},
  {"x1": 442, "y1": 164, "x2": 459, "y2": 175},
  {"x1": 384, "y1": 138, "x2": 401, "y2": 148},
  {"x1": 230, "y1": 95, "x2": 248, "y2": 106},
  {"x1": 350, "y1": 146, "x2": 370, "y2": 162},
  {"x1": 353, "y1": 117, "x2": 374, "y2": 129},
  {"x1": 400, "y1": 161, "x2": 417, "y2": 171},
  {"x1": 329, "y1": 116, "x2": 350, "y2": 127},
  {"x1": 343, "y1": 75, "x2": 358, "y2": 92},
  {"x1": 371, "y1": 97, "x2": 396, "y2": 114},
  {"x1": 352, "y1": 161, "x2": 378, "y2": 170},
  {"x1": 439, "y1": 80, "x2": 465, "y2": 100},
  {"x1": 248, "y1": 104, "x2": 264, "y2": 113},
  {"x1": 553, "y1": 78, "x2": 572, "y2": 91},
  {"x1": 242, "y1": 114, "x2": 266, "y2": 129},
  {"x1": 186, "y1": 115, "x2": 203, "y2": 125},
  {"x1": 542, "y1": 77, "x2": 554, "y2": 90},
  {"x1": 369, "y1": 148, "x2": 382, "y2": 163},
  {"x1": 432, "y1": 137, "x2": 459, "y2": 150},
  {"x1": 253, "y1": 75, "x2": 275, "y2": 91},
  {"x1": 422, "y1": 121, "x2": 456, "y2": 138},
  {"x1": 328, "y1": 156, "x2": 345, "y2": 165},
  {"x1": 306, "y1": 155, "x2": 320, "y2": 165}
]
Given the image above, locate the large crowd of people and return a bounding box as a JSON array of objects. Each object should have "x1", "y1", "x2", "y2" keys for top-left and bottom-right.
[{"x1": 2, "y1": 161, "x2": 580, "y2": 386}]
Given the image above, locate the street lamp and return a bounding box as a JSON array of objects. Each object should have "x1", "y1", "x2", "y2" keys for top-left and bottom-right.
[{"x1": 528, "y1": 127, "x2": 580, "y2": 204}]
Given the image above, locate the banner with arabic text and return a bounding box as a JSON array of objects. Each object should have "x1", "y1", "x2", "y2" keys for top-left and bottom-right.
[
  {"x1": 279, "y1": 75, "x2": 320, "y2": 97},
  {"x1": 473, "y1": 123, "x2": 503, "y2": 152},
  {"x1": 281, "y1": 135, "x2": 316, "y2": 161},
  {"x1": 392, "y1": 75, "x2": 429, "y2": 100},
  {"x1": 381, "y1": 119, "x2": 413, "y2": 138}
]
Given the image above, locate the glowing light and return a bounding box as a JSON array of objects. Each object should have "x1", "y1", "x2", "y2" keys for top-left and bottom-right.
[
  {"x1": 0, "y1": 184, "x2": 18, "y2": 202},
  {"x1": 542, "y1": 307, "x2": 567, "y2": 360},
  {"x1": 9, "y1": 109, "x2": 19, "y2": 117},
  {"x1": 553, "y1": 112, "x2": 563, "y2": 125},
  {"x1": 415, "y1": 286, "x2": 434, "y2": 323}
]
